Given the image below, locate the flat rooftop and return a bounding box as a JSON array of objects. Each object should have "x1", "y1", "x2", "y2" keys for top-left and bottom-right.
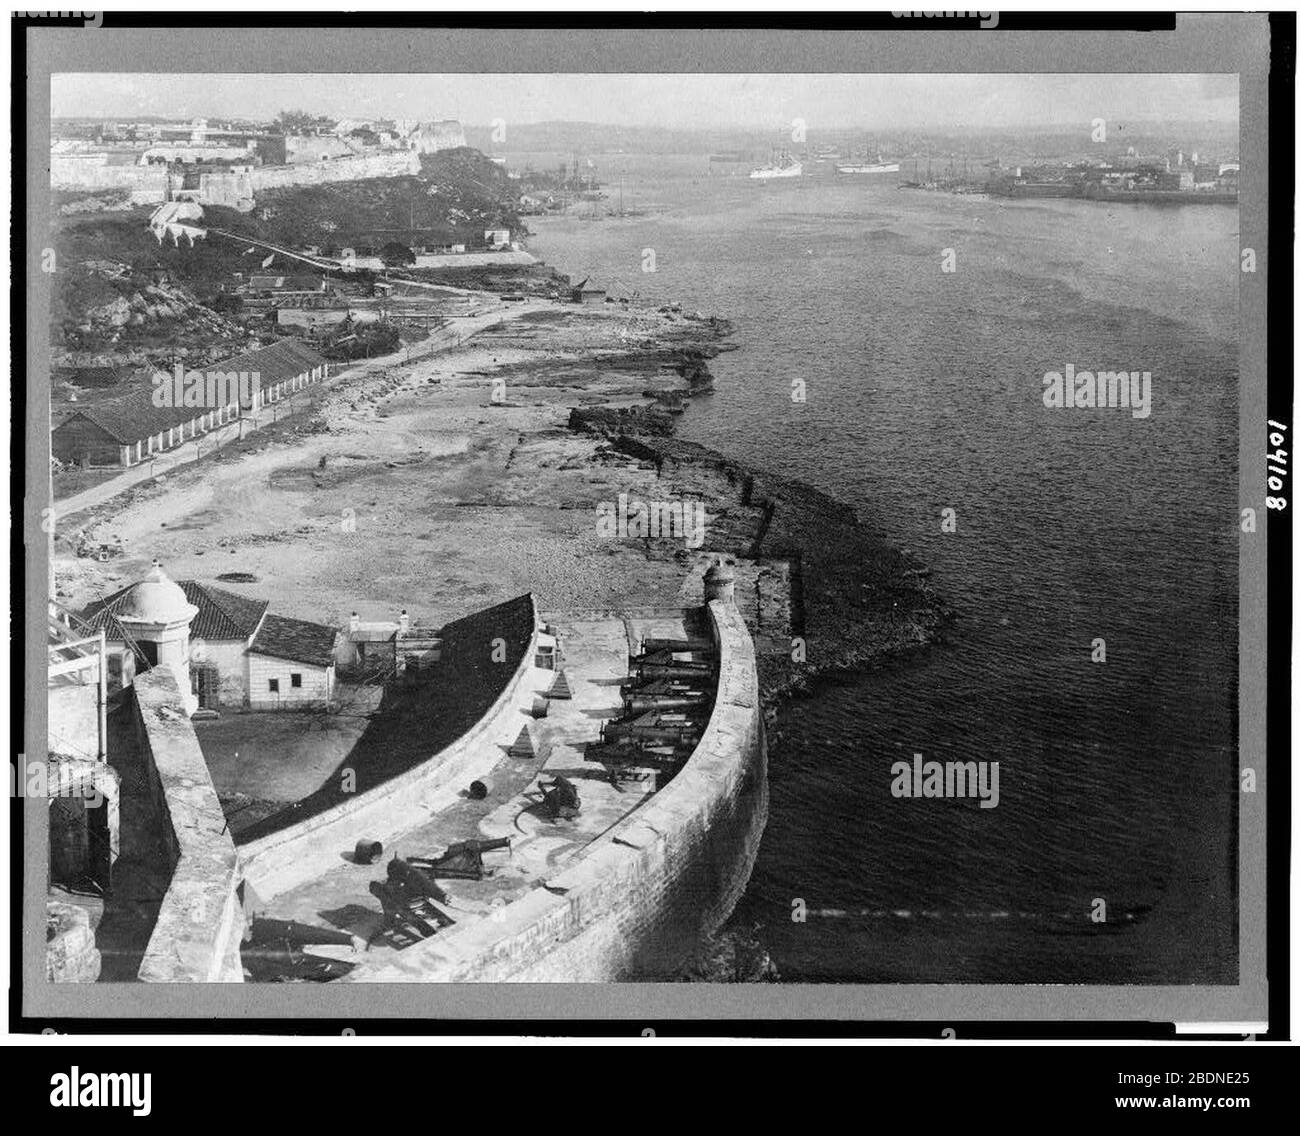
[{"x1": 259, "y1": 610, "x2": 712, "y2": 965}]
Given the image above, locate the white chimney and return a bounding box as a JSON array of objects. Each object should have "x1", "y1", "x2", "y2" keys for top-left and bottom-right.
[
  {"x1": 349, "y1": 612, "x2": 360, "y2": 633},
  {"x1": 398, "y1": 609, "x2": 409, "y2": 636}
]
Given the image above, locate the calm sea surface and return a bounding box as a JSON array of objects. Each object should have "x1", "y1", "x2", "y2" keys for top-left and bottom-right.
[{"x1": 528, "y1": 156, "x2": 1239, "y2": 983}]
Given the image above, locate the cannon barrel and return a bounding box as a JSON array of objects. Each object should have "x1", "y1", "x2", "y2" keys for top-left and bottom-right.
[
  {"x1": 623, "y1": 694, "x2": 710, "y2": 715},
  {"x1": 632, "y1": 663, "x2": 715, "y2": 681},
  {"x1": 640, "y1": 637, "x2": 714, "y2": 654},
  {"x1": 586, "y1": 745, "x2": 690, "y2": 770},
  {"x1": 246, "y1": 917, "x2": 355, "y2": 949},
  {"x1": 409, "y1": 837, "x2": 511, "y2": 881},
  {"x1": 409, "y1": 862, "x2": 479, "y2": 880},
  {"x1": 602, "y1": 722, "x2": 701, "y2": 744},
  {"x1": 241, "y1": 945, "x2": 354, "y2": 982},
  {"x1": 631, "y1": 656, "x2": 712, "y2": 671},
  {"x1": 444, "y1": 836, "x2": 511, "y2": 855},
  {"x1": 620, "y1": 677, "x2": 705, "y2": 695}
]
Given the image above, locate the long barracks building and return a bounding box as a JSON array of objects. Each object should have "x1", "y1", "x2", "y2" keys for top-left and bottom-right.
[{"x1": 52, "y1": 338, "x2": 329, "y2": 468}]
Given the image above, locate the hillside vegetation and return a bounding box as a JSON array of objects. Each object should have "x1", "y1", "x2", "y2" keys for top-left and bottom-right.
[{"x1": 49, "y1": 147, "x2": 524, "y2": 370}]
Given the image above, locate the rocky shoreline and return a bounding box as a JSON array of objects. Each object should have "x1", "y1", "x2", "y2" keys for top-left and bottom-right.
[
  {"x1": 564, "y1": 331, "x2": 950, "y2": 708},
  {"x1": 553, "y1": 326, "x2": 950, "y2": 985}
]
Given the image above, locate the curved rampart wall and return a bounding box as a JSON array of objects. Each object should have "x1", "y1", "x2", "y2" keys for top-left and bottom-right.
[
  {"x1": 238, "y1": 597, "x2": 541, "y2": 900},
  {"x1": 346, "y1": 599, "x2": 768, "y2": 982}
]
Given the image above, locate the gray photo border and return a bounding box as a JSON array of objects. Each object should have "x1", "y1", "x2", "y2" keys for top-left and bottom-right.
[{"x1": 21, "y1": 15, "x2": 1269, "y2": 1028}]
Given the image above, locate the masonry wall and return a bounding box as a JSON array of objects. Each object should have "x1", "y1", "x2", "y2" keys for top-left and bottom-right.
[
  {"x1": 249, "y1": 150, "x2": 420, "y2": 192},
  {"x1": 53, "y1": 149, "x2": 420, "y2": 204},
  {"x1": 48, "y1": 682, "x2": 101, "y2": 760},
  {"x1": 132, "y1": 669, "x2": 246, "y2": 982},
  {"x1": 246, "y1": 655, "x2": 333, "y2": 709},
  {"x1": 191, "y1": 640, "x2": 249, "y2": 708},
  {"x1": 286, "y1": 136, "x2": 358, "y2": 163},
  {"x1": 345, "y1": 599, "x2": 768, "y2": 982},
  {"x1": 193, "y1": 169, "x2": 254, "y2": 210},
  {"x1": 50, "y1": 156, "x2": 169, "y2": 201}
]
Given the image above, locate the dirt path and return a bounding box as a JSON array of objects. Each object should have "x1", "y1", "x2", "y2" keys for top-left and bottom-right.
[
  {"x1": 54, "y1": 303, "x2": 732, "y2": 635},
  {"x1": 55, "y1": 293, "x2": 558, "y2": 519}
]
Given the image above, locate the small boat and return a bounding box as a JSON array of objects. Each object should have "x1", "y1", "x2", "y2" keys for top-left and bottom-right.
[
  {"x1": 837, "y1": 157, "x2": 900, "y2": 174},
  {"x1": 750, "y1": 148, "x2": 803, "y2": 180}
]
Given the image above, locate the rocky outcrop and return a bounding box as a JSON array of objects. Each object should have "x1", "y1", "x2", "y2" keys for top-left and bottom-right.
[{"x1": 46, "y1": 900, "x2": 101, "y2": 983}]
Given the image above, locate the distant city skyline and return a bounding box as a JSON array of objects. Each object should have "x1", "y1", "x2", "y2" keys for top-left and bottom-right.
[{"x1": 52, "y1": 73, "x2": 1238, "y2": 132}]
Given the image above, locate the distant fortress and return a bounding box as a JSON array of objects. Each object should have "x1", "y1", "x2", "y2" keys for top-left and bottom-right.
[{"x1": 50, "y1": 118, "x2": 467, "y2": 208}]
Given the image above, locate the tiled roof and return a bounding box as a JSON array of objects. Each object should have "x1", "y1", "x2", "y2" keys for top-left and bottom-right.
[
  {"x1": 50, "y1": 339, "x2": 327, "y2": 445},
  {"x1": 81, "y1": 579, "x2": 268, "y2": 643},
  {"x1": 250, "y1": 613, "x2": 338, "y2": 667},
  {"x1": 54, "y1": 365, "x2": 132, "y2": 387},
  {"x1": 182, "y1": 582, "x2": 269, "y2": 641}
]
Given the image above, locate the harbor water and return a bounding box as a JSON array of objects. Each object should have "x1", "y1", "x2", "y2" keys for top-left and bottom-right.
[{"x1": 528, "y1": 157, "x2": 1239, "y2": 983}]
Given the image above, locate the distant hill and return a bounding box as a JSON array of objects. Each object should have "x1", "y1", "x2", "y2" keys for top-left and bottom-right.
[{"x1": 48, "y1": 145, "x2": 523, "y2": 370}]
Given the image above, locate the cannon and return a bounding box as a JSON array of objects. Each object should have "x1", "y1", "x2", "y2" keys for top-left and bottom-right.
[
  {"x1": 623, "y1": 692, "x2": 710, "y2": 716},
  {"x1": 409, "y1": 837, "x2": 511, "y2": 880},
  {"x1": 387, "y1": 857, "x2": 451, "y2": 906},
  {"x1": 631, "y1": 662, "x2": 716, "y2": 682},
  {"x1": 539, "y1": 773, "x2": 581, "y2": 819},
  {"x1": 620, "y1": 676, "x2": 705, "y2": 696},
  {"x1": 586, "y1": 741, "x2": 691, "y2": 771},
  {"x1": 602, "y1": 711, "x2": 703, "y2": 745},
  {"x1": 602, "y1": 724, "x2": 700, "y2": 746},
  {"x1": 367, "y1": 879, "x2": 448, "y2": 940},
  {"x1": 639, "y1": 637, "x2": 714, "y2": 655},
  {"x1": 241, "y1": 943, "x2": 355, "y2": 983},
  {"x1": 245, "y1": 917, "x2": 357, "y2": 950},
  {"x1": 630, "y1": 650, "x2": 712, "y2": 670}
]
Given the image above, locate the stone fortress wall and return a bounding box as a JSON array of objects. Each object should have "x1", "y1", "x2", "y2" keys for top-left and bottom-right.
[
  {"x1": 112, "y1": 592, "x2": 766, "y2": 984},
  {"x1": 51, "y1": 149, "x2": 422, "y2": 207},
  {"x1": 346, "y1": 599, "x2": 768, "y2": 983},
  {"x1": 132, "y1": 668, "x2": 246, "y2": 983}
]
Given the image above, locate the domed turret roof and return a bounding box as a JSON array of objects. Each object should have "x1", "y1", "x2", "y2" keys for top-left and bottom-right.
[
  {"x1": 117, "y1": 561, "x2": 198, "y2": 627},
  {"x1": 704, "y1": 556, "x2": 736, "y2": 583}
]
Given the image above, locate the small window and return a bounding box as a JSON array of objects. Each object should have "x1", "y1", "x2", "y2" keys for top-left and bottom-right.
[
  {"x1": 291, "y1": 673, "x2": 302, "y2": 689},
  {"x1": 268, "y1": 678, "x2": 279, "y2": 693}
]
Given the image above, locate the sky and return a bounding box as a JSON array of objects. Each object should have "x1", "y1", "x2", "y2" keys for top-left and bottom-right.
[{"x1": 51, "y1": 73, "x2": 1239, "y2": 131}]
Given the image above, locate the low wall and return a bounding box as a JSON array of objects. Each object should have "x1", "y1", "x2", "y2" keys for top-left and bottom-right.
[
  {"x1": 238, "y1": 598, "x2": 542, "y2": 900},
  {"x1": 412, "y1": 250, "x2": 536, "y2": 269},
  {"x1": 347, "y1": 599, "x2": 768, "y2": 982},
  {"x1": 132, "y1": 670, "x2": 245, "y2": 983},
  {"x1": 50, "y1": 157, "x2": 169, "y2": 201},
  {"x1": 52, "y1": 148, "x2": 417, "y2": 204},
  {"x1": 249, "y1": 151, "x2": 420, "y2": 192}
]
